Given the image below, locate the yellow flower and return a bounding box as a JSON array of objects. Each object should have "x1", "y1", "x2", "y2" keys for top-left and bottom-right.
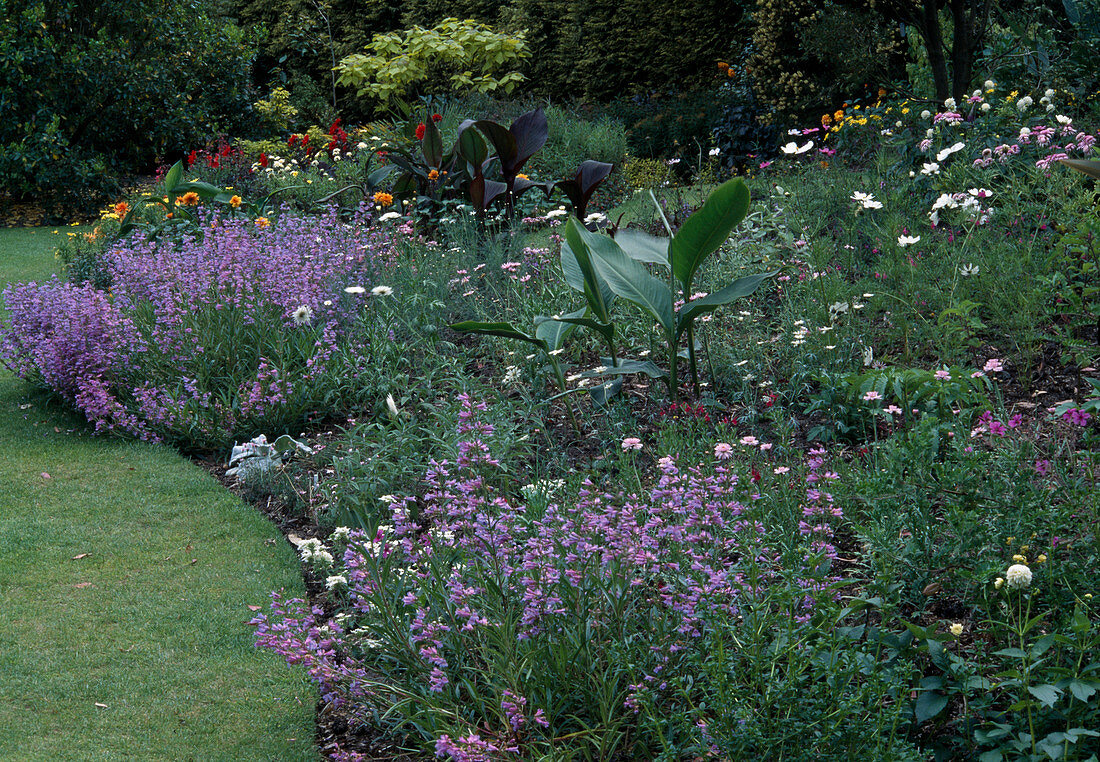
[
  {"x1": 255, "y1": 217, "x2": 269, "y2": 228},
  {"x1": 229, "y1": 195, "x2": 242, "y2": 209},
  {"x1": 1037, "y1": 554, "x2": 1047, "y2": 563},
  {"x1": 994, "y1": 577, "x2": 1004, "y2": 589},
  {"x1": 949, "y1": 623, "x2": 964, "y2": 637},
  {"x1": 515, "y1": 173, "x2": 528, "y2": 180},
  {"x1": 373, "y1": 191, "x2": 394, "y2": 207}
]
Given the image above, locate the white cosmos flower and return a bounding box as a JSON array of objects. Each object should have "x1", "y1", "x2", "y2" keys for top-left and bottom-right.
[
  {"x1": 936, "y1": 142, "x2": 965, "y2": 161},
  {"x1": 371, "y1": 285, "x2": 394, "y2": 296},
  {"x1": 378, "y1": 212, "x2": 402, "y2": 222},
  {"x1": 1056, "y1": 114, "x2": 1072, "y2": 125},
  {"x1": 897, "y1": 235, "x2": 921, "y2": 247},
  {"x1": 920, "y1": 162, "x2": 941, "y2": 175},
  {"x1": 932, "y1": 193, "x2": 959, "y2": 210},
  {"x1": 959, "y1": 263, "x2": 979, "y2": 276},
  {"x1": 545, "y1": 208, "x2": 568, "y2": 218},
  {"x1": 344, "y1": 285, "x2": 366, "y2": 294},
  {"x1": 781, "y1": 140, "x2": 814, "y2": 155}
]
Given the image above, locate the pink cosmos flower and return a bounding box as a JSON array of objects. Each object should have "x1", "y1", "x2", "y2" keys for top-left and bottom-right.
[
  {"x1": 935, "y1": 369, "x2": 952, "y2": 381},
  {"x1": 621, "y1": 437, "x2": 643, "y2": 451},
  {"x1": 714, "y1": 442, "x2": 733, "y2": 460},
  {"x1": 863, "y1": 391, "x2": 882, "y2": 401},
  {"x1": 984, "y1": 358, "x2": 1004, "y2": 373}
]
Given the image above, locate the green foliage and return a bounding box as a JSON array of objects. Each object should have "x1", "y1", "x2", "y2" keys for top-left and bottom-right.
[
  {"x1": 0, "y1": 0, "x2": 258, "y2": 212},
  {"x1": 505, "y1": 0, "x2": 748, "y2": 102},
  {"x1": 336, "y1": 18, "x2": 528, "y2": 105},
  {"x1": 253, "y1": 87, "x2": 299, "y2": 134}
]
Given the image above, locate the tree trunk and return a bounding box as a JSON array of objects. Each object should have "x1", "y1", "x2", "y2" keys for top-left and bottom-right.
[{"x1": 921, "y1": 0, "x2": 951, "y2": 102}]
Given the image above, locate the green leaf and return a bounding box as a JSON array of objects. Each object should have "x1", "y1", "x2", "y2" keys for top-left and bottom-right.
[
  {"x1": 1068, "y1": 679, "x2": 1098, "y2": 702},
  {"x1": 1028, "y1": 684, "x2": 1062, "y2": 708},
  {"x1": 915, "y1": 691, "x2": 948, "y2": 723},
  {"x1": 449, "y1": 321, "x2": 548, "y2": 351},
  {"x1": 669, "y1": 177, "x2": 750, "y2": 290},
  {"x1": 563, "y1": 220, "x2": 615, "y2": 323},
  {"x1": 534, "y1": 307, "x2": 586, "y2": 351},
  {"x1": 161, "y1": 160, "x2": 183, "y2": 193},
  {"x1": 676, "y1": 271, "x2": 777, "y2": 336},
  {"x1": 422, "y1": 116, "x2": 444, "y2": 167},
  {"x1": 588, "y1": 377, "x2": 623, "y2": 406},
  {"x1": 1061, "y1": 158, "x2": 1100, "y2": 179},
  {"x1": 613, "y1": 227, "x2": 670, "y2": 266},
  {"x1": 534, "y1": 312, "x2": 614, "y2": 345},
  {"x1": 568, "y1": 218, "x2": 673, "y2": 334}
]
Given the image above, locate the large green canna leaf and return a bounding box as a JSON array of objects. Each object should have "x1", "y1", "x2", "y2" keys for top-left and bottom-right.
[
  {"x1": 162, "y1": 161, "x2": 183, "y2": 193},
  {"x1": 569, "y1": 219, "x2": 674, "y2": 335},
  {"x1": 563, "y1": 222, "x2": 615, "y2": 324},
  {"x1": 449, "y1": 321, "x2": 548, "y2": 351},
  {"x1": 534, "y1": 307, "x2": 586, "y2": 351},
  {"x1": 1061, "y1": 158, "x2": 1100, "y2": 179},
  {"x1": 669, "y1": 177, "x2": 750, "y2": 290},
  {"x1": 534, "y1": 310, "x2": 615, "y2": 345},
  {"x1": 612, "y1": 227, "x2": 670, "y2": 267},
  {"x1": 456, "y1": 121, "x2": 488, "y2": 167},
  {"x1": 675, "y1": 272, "x2": 777, "y2": 336}
]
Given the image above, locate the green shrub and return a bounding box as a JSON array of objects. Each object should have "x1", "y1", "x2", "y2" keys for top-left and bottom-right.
[{"x1": 0, "y1": 0, "x2": 258, "y2": 212}]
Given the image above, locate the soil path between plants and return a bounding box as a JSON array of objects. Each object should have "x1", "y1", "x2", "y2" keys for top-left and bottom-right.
[{"x1": 0, "y1": 227, "x2": 319, "y2": 761}]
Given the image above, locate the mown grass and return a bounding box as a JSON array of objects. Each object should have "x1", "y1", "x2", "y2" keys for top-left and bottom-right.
[{"x1": 0, "y1": 227, "x2": 318, "y2": 761}]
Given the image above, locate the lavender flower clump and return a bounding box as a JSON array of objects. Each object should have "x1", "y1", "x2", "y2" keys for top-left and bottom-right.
[
  {"x1": 253, "y1": 396, "x2": 845, "y2": 759},
  {"x1": 1, "y1": 208, "x2": 398, "y2": 448}
]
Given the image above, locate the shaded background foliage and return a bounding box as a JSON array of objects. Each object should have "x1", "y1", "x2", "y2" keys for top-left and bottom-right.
[
  {"x1": 0, "y1": 0, "x2": 257, "y2": 210},
  {"x1": 4, "y1": 0, "x2": 1100, "y2": 214}
]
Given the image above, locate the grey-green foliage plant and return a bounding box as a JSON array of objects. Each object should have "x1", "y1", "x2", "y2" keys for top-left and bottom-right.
[{"x1": 562, "y1": 177, "x2": 776, "y2": 402}]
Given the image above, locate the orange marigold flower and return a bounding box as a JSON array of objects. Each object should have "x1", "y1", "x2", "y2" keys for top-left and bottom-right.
[
  {"x1": 114, "y1": 201, "x2": 130, "y2": 218},
  {"x1": 427, "y1": 169, "x2": 440, "y2": 181},
  {"x1": 373, "y1": 191, "x2": 394, "y2": 207},
  {"x1": 229, "y1": 195, "x2": 242, "y2": 209},
  {"x1": 834, "y1": 109, "x2": 844, "y2": 121},
  {"x1": 878, "y1": 86, "x2": 887, "y2": 98},
  {"x1": 255, "y1": 216, "x2": 269, "y2": 228},
  {"x1": 717, "y1": 62, "x2": 729, "y2": 71},
  {"x1": 821, "y1": 113, "x2": 833, "y2": 126},
  {"x1": 179, "y1": 191, "x2": 200, "y2": 206}
]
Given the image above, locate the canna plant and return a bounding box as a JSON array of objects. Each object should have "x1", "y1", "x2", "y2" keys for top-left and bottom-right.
[
  {"x1": 117, "y1": 160, "x2": 303, "y2": 239},
  {"x1": 563, "y1": 177, "x2": 776, "y2": 401},
  {"x1": 447, "y1": 316, "x2": 582, "y2": 427}
]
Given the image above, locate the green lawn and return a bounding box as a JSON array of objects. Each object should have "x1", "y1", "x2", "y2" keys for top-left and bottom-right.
[{"x1": 0, "y1": 227, "x2": 318, "y2": 760}]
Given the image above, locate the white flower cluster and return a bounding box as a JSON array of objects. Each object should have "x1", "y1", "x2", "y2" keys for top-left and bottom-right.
[{"x1": 298, "y1": 537, "x2": 334, "y2": 568}]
